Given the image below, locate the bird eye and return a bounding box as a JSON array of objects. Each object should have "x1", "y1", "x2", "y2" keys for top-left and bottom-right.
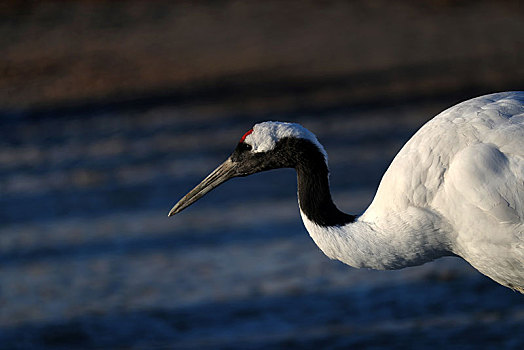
[{"x1": 236, "y1": 142, "x2": 252, "y2": 152}]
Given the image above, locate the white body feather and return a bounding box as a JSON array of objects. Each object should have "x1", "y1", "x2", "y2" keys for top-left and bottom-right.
[{"x1": 302, "y1": 92, "x2": 524, "y2": 291}]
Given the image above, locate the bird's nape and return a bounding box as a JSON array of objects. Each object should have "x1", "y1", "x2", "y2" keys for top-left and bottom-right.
[{"x1": 168, "y1": 158, "x2": 237, "y2": 216}]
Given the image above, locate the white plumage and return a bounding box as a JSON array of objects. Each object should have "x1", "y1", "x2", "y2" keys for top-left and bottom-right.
[
  {"x1": 305, "y1": 92, "x2": 524, "y2": 291},
  {"x1": 170, "y1": 91, "x2": 524, "y2": 292}
]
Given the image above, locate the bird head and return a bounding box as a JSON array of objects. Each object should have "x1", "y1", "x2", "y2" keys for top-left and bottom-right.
[{"x1": 168, "y1": 121, "x2": 327, "y2": 216}]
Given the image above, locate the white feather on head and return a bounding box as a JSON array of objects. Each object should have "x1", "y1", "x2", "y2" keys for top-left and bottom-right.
[{"x1": 243, "y1": 121, "x2": 328, "y2": 163}]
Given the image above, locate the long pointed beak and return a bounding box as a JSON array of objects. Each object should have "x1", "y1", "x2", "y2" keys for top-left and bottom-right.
[{"x1": 168, "y1": 158, "x2": 237, "y2": 217}]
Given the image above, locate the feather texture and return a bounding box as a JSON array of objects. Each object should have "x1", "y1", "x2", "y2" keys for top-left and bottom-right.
[{"x1": 305, "y1": 92, "x2": 524, "y2": 291}]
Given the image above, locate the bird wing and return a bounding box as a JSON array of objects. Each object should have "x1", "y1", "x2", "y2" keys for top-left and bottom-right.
[
  {"x1": 362, "y1": 92, "x2": 524, "y2": 287},
  {"x1": 368, "y1": 93, "x2": 524, "y2": 215},
  {"x1": 436, "y1": 92, "x2": 524, "y2": 228},
  {"x1": 442, "y1": 142, "x2": 524, "y2": 227},
  {"x1": 430, "y1": 93, "x2": 524, "y2": 287}
]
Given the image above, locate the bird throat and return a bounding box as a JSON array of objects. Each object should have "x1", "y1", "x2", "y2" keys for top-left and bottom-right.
[{"x1": 295, "y1": 145, "x2": 355, "y2": 227}]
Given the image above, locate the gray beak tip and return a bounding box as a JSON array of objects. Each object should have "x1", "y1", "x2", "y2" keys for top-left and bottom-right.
[
  {"x1": 167, "y1": 158, "x2": 237, "y2": 218},
  {"x1": 167, "y1": 205, "x2": 180, "y2": 217}
]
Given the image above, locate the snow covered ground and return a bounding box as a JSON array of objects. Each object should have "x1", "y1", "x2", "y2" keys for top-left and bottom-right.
[{"x1": 0, "y1": 97, "x2": 522, "y2": 349}]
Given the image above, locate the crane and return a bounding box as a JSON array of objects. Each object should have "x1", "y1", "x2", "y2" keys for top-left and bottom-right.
[{"x1": 169, "y1": 91, "x2": 524, "y2": 293}]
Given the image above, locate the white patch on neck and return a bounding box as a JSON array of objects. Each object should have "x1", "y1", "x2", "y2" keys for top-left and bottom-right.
[
  {"x1": 300, "y1": 209, "x2": 399, "y2": 270},
  {"x1": 300, "y1": 205, "x2": 451, "y2": 270},
  {"x1": 244, "y1": 121, "x2": 328, "y2": 162}
]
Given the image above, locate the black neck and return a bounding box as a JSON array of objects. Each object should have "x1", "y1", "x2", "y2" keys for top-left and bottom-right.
[{"x1": 279, "y1": 138, "x2": 355, "y2": 227}]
